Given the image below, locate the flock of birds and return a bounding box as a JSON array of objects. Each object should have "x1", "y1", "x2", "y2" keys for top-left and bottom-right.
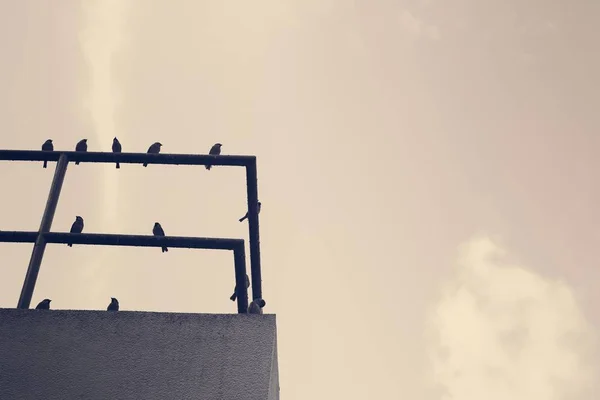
[
  {"x1": 41, "y1": 138, "x2": 223, "y2": 170},
  {"x1": 33, "y1": 296, "x2": 266, "y2": 314},
  {"x1": 34, "y1": 137, "x2": 266, "y2": 314},
  {"x1": 35, "y1": 297, "x2": 119, "y2": 311}
]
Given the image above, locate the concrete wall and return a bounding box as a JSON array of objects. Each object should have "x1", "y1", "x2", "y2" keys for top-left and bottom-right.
[{"x1": 0, "y1": 309, "x2": 279, "y2": 400}]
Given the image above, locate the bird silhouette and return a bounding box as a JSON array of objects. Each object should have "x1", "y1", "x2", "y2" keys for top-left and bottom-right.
[
  {"x1": 67, "y1": 216, "x2": 84, "y2": 247},
  {"x1": 41, "y1": 139, "x2": 53, "y2": 168},
  {"x1": 230, "y1": 274, "x2": 250, "y2": 301},
  {"x1": 248, "y1": 298, "x2": 266, "y2": 314},
  {"x1": 153, "y1": 222, "x2": 168, "y2": 252},
  {"x1": 239, "y1": 201, "x2": 261, "y2": 222},
  {"x1": 112, "y1": 137, "x2": 122, "y2": 169},
  {"x1": 206, "y1": 143, "x2": 222, "y2": 170},
  {"x1": 107, "y1": 297, "x2": 119, "y2": 311},
  {"x1": 35, "y1": 299, "x2": 51, "y2": 310},
  {"x1": 74, "y1": 139, "x2": 87, "y2": 165},
  {"x1": 144, "y1": 142, "x2": 162, "y2": 167}
]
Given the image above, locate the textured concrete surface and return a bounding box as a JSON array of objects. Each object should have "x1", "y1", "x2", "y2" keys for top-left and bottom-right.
[{"x1": 0, "y1": 309, "x2": 279, "y2": 400}]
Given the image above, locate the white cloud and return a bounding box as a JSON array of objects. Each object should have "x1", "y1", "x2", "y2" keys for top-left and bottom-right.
[
  {"x1": 426, "y1": 236, "x2": 597, "y2": 400},
  {"x1": 79, "y1": 0, "x2": 129, "y2": 231},
  {"x1": 77, "y1": 0, "x2": 129, "y2": 301}
]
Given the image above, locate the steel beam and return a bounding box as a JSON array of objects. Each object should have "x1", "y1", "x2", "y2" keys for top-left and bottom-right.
[{"x1": 17, "y1": 154, "x2": 69, "y2": 309}]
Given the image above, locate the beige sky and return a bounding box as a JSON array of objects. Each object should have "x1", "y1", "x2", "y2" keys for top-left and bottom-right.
[{"x1": 0, "y1": 1, "x2": 599, "y2": 399}]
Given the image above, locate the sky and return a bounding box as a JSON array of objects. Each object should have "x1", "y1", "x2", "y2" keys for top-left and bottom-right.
[{"x1": 0, "y1": 1, "x2": 599, "y2": 399}]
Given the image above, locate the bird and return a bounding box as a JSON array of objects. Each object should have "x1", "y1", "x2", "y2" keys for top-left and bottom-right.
[
  {"x1": 205, "y1": 143, "x2": 222, "y2": 170},
  {"x1": 74, "y1": 139, "x2": 87, "y2": 165},
  {"x1": 107, "y1": 297, "x2": 119, "y2": 311},
  {"x1": 230, "y1": 274, "x2": 250, "y2": 301},
  {"x1": 239, "y1": 201, "x2": 262, "y2": 222},
  {"x1": 41, "y1": 139, "x2": 53, "y2": 168},
  {"x1": 112, "y1": 137, "x2": 122, "y2": 169},
  {"x1": 35, "y1": 299, "x2": 51, "y2": 310},
  {"x1": 153, "y1": 222, "x2": 168, "y2": 252},
  {"x1": 144, "y1": 142, "x2": 162, "y2": 167},
  {"x1": 67, "y1": 216, "x2": 84, "y2": 247},
  {"x1": 248, "y1": 298, "x2": 266, "y2": 314}
]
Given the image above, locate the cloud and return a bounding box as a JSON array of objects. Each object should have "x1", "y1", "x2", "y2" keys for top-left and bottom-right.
[
  {"x1": 79, "y1": 0, "x2": 129, "y2": 231},
  {"x1": 77, "y1": 0, "x2": 129, "y2": 299},
  {"x1": 398, "y1": 10, "x2": 440, "y2": 40},
  {"x1": 426, "y1": 236, "x2": 597, "y2": 400}
]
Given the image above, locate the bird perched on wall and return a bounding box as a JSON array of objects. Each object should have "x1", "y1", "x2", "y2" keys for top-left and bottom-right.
[
  {"x1": 112, "y1": 137, "x2": 122, "y2": 169},
  {"x1": 74, "y1": 139, "x2": 87, "y2": 165},
  {"x1": 35, "y1": 299, "x2": 51, "y2": 310},
  {"x1": 153, "y1": 222, "x2": 168, "y2": 252},
  {"x1": 41, "y1": 139, "x2": 53, "y2": 168},
  {"x1": 144, "y1": 142, "x2": 162, "y2": 167},
  {"x1": 239, "y1": 201, "x2": 262, "y2": 222},
  {"x1": 248, "y1": 298, "x2": 266, "y2": 314},
  {"x1": 230, "y1": 274, "x2": 250, "y2": 301},
  {"x1": 67, "y1": 216, "x2": 84, "y2": 247},
  {"x1": 205, "y1": 143, "x2": 222, "y2": 170},
  {"x1": 107, "y1": 297, "x2": 119, "y2": 311}
]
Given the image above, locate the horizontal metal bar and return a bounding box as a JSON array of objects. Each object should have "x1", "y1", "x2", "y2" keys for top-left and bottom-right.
[
  {"x1": 0, "y1": 231, "x2": 243, "y2": 250},
  {"x1": 0, "y1": 150, "x2": 255, "y2": 167},
  {"x1": 0, "y1": 231, "x2": 37, "y2": 243}
]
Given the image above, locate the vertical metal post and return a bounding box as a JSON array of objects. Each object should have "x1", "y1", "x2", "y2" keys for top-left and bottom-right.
[
  {"x1": 245, "y1": 160, "x2": 262, "y2": 301},
  {"x1": 17, "y1": 154, "x2": 69, "y2": 309},
  {"x1": 233, "y1": 244, "x2": 249, "y2": 314}
]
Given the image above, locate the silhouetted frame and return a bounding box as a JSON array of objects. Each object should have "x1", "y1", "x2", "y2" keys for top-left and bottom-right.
[{"x1": 0, "y1": 149, "x2": 261, "y2": 311}]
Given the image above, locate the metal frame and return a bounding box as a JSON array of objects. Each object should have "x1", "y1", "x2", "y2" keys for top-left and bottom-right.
[{"x1": 0, "y1": 149, "x2": 262, "y2": 312}]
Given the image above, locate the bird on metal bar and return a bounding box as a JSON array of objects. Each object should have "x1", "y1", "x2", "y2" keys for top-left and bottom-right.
[
  {"x1": 74, "y1": 139, "x2": 87, "y2": 165},
  {"x1": 144, "y1": 142, "x2": 162, "y2": 167},
  {"x1": 41, "y1": 139, "x2": 53, "y2": 168},
  {"x1": 239, "y1": 201, "x2": 261, "y2": 222},
  {"x1": 205, "y1": 143, "x2": 222, "y2": 170},
  {"x1": 67, "y1": 216, "x2": 84, "y2": 247},
  {"x1": 112, "y1": 137, "x2": 122, "y2": 169},
  {"x1": 35, "y1": 299, "x2": 51, "y2": 310},
  {"x1": 107, "y1": 297, "x2": 119, "y2": 311},
  {"x1": 153, "y1": 222, "x2": 168, "y2": 252},
  {"x1": 248, "y1": 298, "x2": 266, "y2": 314},
  {"x1": 230, "y1": 274, "x2": 250, "y2": 301}
]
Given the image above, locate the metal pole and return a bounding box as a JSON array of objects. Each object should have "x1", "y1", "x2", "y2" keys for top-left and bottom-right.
[
  {"x1": 245, "y1": 160, "x2": 262, "y2": 301},
  {"x1": 233, "y1": 244, "x2": 249, "y2": 313},
  {"x1": 17, "y1": 154, "x2": 69, "y2": 309}
]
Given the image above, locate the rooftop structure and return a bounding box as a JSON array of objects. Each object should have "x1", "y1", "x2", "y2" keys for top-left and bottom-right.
[{"x1": 0, "y1": 147, "x2": 278, "y2": 399}]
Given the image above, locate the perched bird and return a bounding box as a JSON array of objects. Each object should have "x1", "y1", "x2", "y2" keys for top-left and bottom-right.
[
  {"x1": 230, "y1": 274, "x2": 250, "y2": 301},
  {"x1": 248, "y1": 298, "x2": 266, "y2": 314},
  {"x1": 35, "y1": 299, "x2": 51, "y2": 310},
  {"x1": 107, "y1": 297, "x2": 119, "y2": 311},
  {"x1": 153, "y1": 222, "x2": 168, "y2": 252},
  {"x1": 67, "y1": 216, "x2": 84, "y2": 247},
  {"x1": 205, "y1": 143, "x2": 222, "y2": 170},
  {"x1": 239, "y1": 201, "x2": 262, "y2": 222},
  {"x1": 144, "y1": 142, "x2": 162, "y2": 167},
  {"x1": 74, "y1": 139, "x2": 87, "y2": 165},
  {"x1": 41, "y1": 139, "x2": 53, "y2": 168},
  {"x1": 112, "y1": 137, "x2": 122, "y2": 169}
]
